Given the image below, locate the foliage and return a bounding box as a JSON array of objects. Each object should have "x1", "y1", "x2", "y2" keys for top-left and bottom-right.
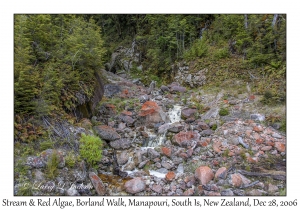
[
  {"x1": 45, "y1": 150, "x2": 60, "y2": 179},
  {"x1": 14, "y1": 15, "x2": 106, "y2": 118},
  {"x1": 65, "y1": 151, "x2": 76, "y2": 168},
  {"x1": 219, "y1": 107, "x2": 229, "y2": 116},
  {"x1": 40, "y1": 140, "x2": 54, "y2": 151},
  {"x1": 79, "y1": 134, "x2": 103, "y2": 167}
]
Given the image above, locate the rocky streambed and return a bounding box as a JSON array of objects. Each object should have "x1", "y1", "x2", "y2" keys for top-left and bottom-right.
[{"x1": 15, "y1": 70, "x2": 286, "y2": 196}]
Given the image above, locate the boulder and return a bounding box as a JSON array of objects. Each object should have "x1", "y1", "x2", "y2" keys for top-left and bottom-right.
[
  {"x1": 93, "y1": 125, "x2": 121, "y2": 141},
  {"x1": 89, "y1": 172, "x2": 106, "y2": 195},
  {"x1": 195, "y1": 166, "x2": 214, "y2": 185},
  {"x1": 109, "y1": 139, "x2": 131, "y2": 150},
  {"x1": 181, "y1": 108, "x2": 197, "y2": 119},
  {"x1": 124, "y1": 177, "x2": 146, "y2": 194}
]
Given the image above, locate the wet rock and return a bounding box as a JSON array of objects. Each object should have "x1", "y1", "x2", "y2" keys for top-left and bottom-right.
[
  {"x1": 215, "y1": 167, "x2": 228, "y2": 179},
  {"x1": 195, "y1": 166, "x2": 214, "y2": 185},
  {"x1": 165, "y1": 171, "x2": 176, "y2": 181},
  {"x1": 93, "y1": 125, "x2": 121, "y2": 141},
  {"x1": 125, "y1": 177, "x2": 146, "y2": 194},
  {"x1": 110, "y1": 139, "x2": 131, "y2": 150},
  {"x1": 89, "y1": 172, "x2": 106, "y2": 195}
]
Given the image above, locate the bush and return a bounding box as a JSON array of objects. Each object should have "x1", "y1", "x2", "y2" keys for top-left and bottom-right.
[
  {"x1": 45, "y1": 150, "x2": 59, "y2": 179},
  {"x1": 214, "y1": 47, "x2": 229, "y2": 59},
  {"x1": 184, "y1": 39, "x2": 208, "y2": 60},
  {"x1": 79, "y1": 134, "x2": 103, "y2": 167},
  {"x1": 219, "y1": 108, "x2": 229, "y2": 116}
]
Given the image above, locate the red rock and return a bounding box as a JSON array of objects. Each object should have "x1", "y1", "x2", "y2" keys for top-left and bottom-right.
[
  {"x1": 124, "y1": 177, "x2": 146, "y2": 194},
  {"x1": 89, "y1": 172, "x2": 106, "y2": 195},
  {"x1": 266, "y1": 140, "x2": 275, "y2": 146},
  {"x1": 213, "y1": 141, "x2": 222, "y2": 153},
  {"x1": 231, "y1": 173, "x2": 242, "y2": 187},
  {"x1": 161, "y1": 147, "x2": 172, "y2": 157},
  {"x1": 199, "y1": 141, "x2": 208, "y2": 147},
  {"x1": 183, "y1": 188, "x2": 195, "y2": 196},
  {"x1": 165, "y1": 171, "x2": 176, "y2": 181},
  {"x1": 256, "y1": 138, "x2": 264, "y2": 144},
  {"x1": 173, "y1": 131, "x2": 200, "y2": 146},
  {"x1": 249, "y1": 95, "x2": 255, "y2": 100},
  {"x1": 261, "y1": 146, "x2": 273, "y2": 151},
  {"x1": 253, "y1": 126, "x2": 263, "y2": 132},
  {"x1": 197, "y1": 185, "x2": 204, "y2": 195},
  {"x1": 253, "y1": 132, "x2": 261, "y2": 140},
  {"x1": 195, "y1": 166, "x2": 214, "y2": 185},
  {"x1": 121, "y1": 110, "x2": 133, "y2": 116},
  {"x1": 247, "y1": 156, "x2": 259, "y2": 163},
  {"x1": 215, "y1": 167, "x2": 228, "y2": 179},
  {"x1": 139, "y1": 101, "x2": 160, "y2": 116},
  {"x1": 275, "y1": 142, "x2": 285, "y2": 152},
  {"x1": 179, "y1": 153, "x2": 188, "y2": 159}
]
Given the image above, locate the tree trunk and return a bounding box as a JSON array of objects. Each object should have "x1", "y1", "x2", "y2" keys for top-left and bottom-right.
[
  {"x1": 244, "y1": 14, "x2": 248, "y2": 29},
  {"x1": 272, "y1": 14, "x2": 278, "y2": 28}
]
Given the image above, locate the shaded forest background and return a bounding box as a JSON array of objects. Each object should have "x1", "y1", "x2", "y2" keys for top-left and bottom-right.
[{"x1": 14, "y1": 14, "x2": 286, "y2": 141}]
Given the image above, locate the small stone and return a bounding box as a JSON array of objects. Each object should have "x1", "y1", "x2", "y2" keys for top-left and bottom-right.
[
  {"x1": 215, "y1": 167, "x2": 228, "y2": 179},
  {"x1": 221, "y1": 189, "x2": 234, "y2": 196},
  {"x1": 165, "y1": 171, "x2": 176, "y2": 181},
  {"x1": 150, "y1": 184, "x2": 162, "y2": 194},
  {"x1": 230, "y1": 173, "x2": 242, "y2": 187},
  {"x1": 268, "y1": 183, "x2": 279, "y2": 193},
  {"x1": 110, "y1": 139, "x2": 131, "y2": 150},
  {"x1": 204, "y1": 191, "x2": 221, "y2": 196},
  {"x1": 261, "y1": 146, "x2": 273, "y2": 151},
  {"x1": 248, "y1": 189, "x2": 267, "y2": 196},
  {"x1": 272, "y1": 133, "x2": 282, "y2": 139},
  {"x1": 66, "y1": 187, "x2": 79, "y2": 196},
  {"x1": 275, "y1": 142, "x2": 285, "y2": 152},
  {"x1": 161, "y1": 147, "x2": 172, "y2": 157},
  {"x1": 147, "y1": 148, "x2": 160, "y2": 160},
  {"x1": 125, "y1": 177, "x2": 146, "y2": 194},
  {"x1": 89, "y1": 172, "x2": 106, "y2": 195},
  {"x1": 253, "y1": 126, "x2": 263, "y2": 132},
  {"x1": 183, "y1": 188, "x2": 195, "y2": 196},
  {"x1": 195, "y1": 166, "x2": 214, "y2": 185},
  {"x1": 161, "y1": 161, "x2": 173, "y2": 170}
]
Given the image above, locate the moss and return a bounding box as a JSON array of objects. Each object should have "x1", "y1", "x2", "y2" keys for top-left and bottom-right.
[
  {"x1": 79, "y1": 134, "x2": 103, "y2": 167},
  {"x1": 219, "y1": 107, "x2": 229, "y2": 116},
  {"x1": 40, "y1": 140, "x2": 54, "y2": 151},
  {"x1": 65, "y1": 151, "x2": 76, "y2": 168},
  {"x1": 211, "y1": 124, "x2": 218, "y2": 131}
]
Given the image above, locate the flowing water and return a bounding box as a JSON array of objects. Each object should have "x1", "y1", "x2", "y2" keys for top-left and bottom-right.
[{"x1": 142, "y1": 105, "x2": 182, "y2": 147}]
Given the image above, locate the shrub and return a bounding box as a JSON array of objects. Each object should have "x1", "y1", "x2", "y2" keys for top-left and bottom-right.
[
  {"x1": 65, "y1": 151, "x2": 76, "y2": 168},
  {"x1": 79, "y1": 134, "x2": 103, "y2": 167},
  {"x1": 219, "y1": 108, "x2": 229, "y2": 116},
  {"x1": 214, "y1": 47, "x2": 229, "y2": 59},
  {"x1": 45, "y1": 150, "x2": 59, "y2": 179},
  {"x1": 40, "y1": 140, "x2": 54, "y2": 151}
]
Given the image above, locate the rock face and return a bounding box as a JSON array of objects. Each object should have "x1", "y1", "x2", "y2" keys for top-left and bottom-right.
[
  {"x1": 195, "y1": 166, "x2": 214, "y2": 185},
  {"x1": 89, "y1": 172, "x2": 106, "y2": 195},
  {"x1": 124, "y1": 177, "x2": 146, "y2": 194},
  {"x1": 93, "y1": 125, "x2": 121, "y2": 141},
  {"x1": 74, "y1": 71, "x2": 104, "y2": 119}
]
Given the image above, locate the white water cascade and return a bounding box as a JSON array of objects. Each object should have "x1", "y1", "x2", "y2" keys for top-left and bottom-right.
[{"x1": 143, "y1": 105, "x2": 182, "y2": 147}]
